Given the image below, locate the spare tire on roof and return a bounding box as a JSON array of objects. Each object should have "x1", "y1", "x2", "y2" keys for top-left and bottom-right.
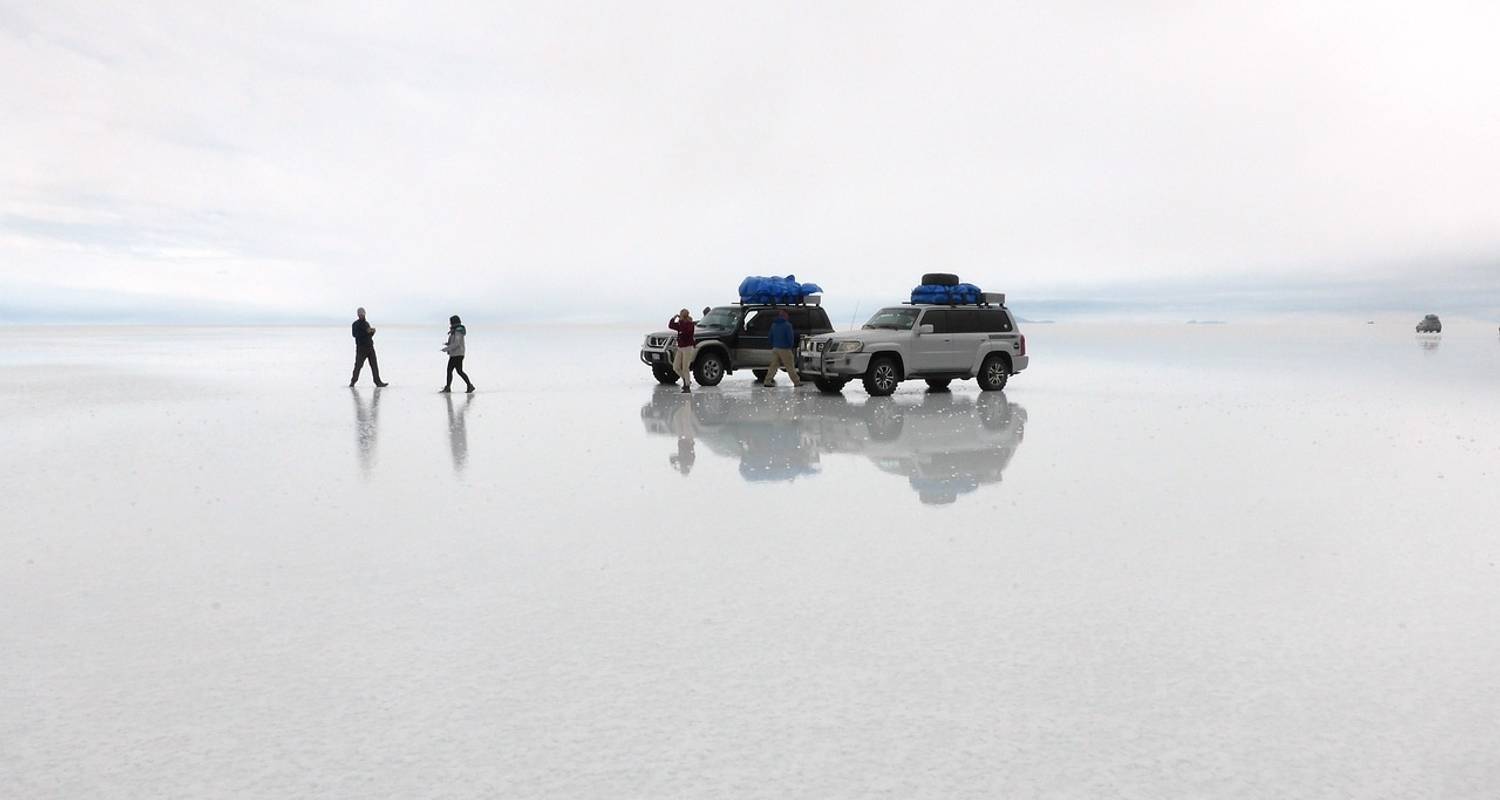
[{"x1": 921, "y1": 272, "x2": 960, "y2": 286}]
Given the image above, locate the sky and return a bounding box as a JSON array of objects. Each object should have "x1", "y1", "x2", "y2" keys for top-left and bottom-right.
[{"x1": 2, "y1": 0, "x2": 1498, "y2": 324}]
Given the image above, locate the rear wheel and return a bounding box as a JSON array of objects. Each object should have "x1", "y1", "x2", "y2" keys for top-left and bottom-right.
[
  {"x1": 814, "y1": 377, "x2": 847, "y2": 394},
  {"x1": 978, "y1": 354, "x2": 1009, "y2": 391},
  {"x1": 652, "y1": 365, "x2": 680, "y2": 384},
  {"x1": 924, "y1": 378, "x2": 952, "y2": 392},
  {"x1": 862, "y1": 356, "x2": 900, "y2": 396},
  {"x1": 693, "y1": 351, "x2": 727, "y2": 387},
  {"x1": 922, "y1": 272, "x2": 960, "y2": 286}
]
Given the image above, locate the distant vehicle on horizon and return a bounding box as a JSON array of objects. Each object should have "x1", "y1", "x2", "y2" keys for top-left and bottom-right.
[{"x1": 1416, "y1": 314, "x2": 1442, "y2": 333}]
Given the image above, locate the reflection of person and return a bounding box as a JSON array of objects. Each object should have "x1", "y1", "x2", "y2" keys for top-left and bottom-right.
[
  {"x1": 445, "y1": 392, "x2": 472, "y2": 473},
  {"x1": 351, "y1": 386, "x2": 381, "y2": 476},
  {"x1": 762, "y1": 310, "x2": 802, "y2": 387},
  {"x1": 350, "y1": 307, "x2": 388, "y2": 387},
  {"x1": 440, "y1": 315, "x2": 475, "y2": 393},
  {"x1": 668, "y1": 308, "x2": 696, "y2": 393},
  {"x1": 669, "y1": 393, "x2": 697, "y2": 475}
]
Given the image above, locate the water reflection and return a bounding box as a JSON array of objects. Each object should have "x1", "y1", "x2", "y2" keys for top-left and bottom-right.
[
  {"x1": 351, "y1": 386, "x2": 381, "y2": 476},
  {"x1": 641, "y1": 387, "x2": 1028, "y2": 504},
  {"x1": 445, "y1": 392, "x2": 473, "y2": 473},
  {"x1": 1417, "y1": 334, "x2": 1441, "y2": 352}
]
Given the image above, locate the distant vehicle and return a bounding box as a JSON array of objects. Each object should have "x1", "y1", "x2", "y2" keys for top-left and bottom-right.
[
  {"x1": 1416, "y1": 314, "x2": 1442, "y2": 333},
  {"x1": 640, "y1": 301, "x2": 835, "y2": 386},
  {"x1": 799, "y1": 287, "x2": 1028, "y2": 396}
]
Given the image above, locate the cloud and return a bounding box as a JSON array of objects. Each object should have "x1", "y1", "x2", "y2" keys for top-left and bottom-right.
[{"x1": 2, "y1": 1, "x2": 1499, "y2": 322}]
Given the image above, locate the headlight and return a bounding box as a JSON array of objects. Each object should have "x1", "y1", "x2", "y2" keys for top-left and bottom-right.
[{"x1": 833, "y1": 340, "x2": 863, "y2": 353}]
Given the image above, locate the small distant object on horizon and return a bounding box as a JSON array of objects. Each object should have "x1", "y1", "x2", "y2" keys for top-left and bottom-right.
[
  {"x1": 1186, "y1": 320, "x2": 1228, "y2": 325},
  {"x1": 1415, "y1": 314, "x2": 1442, "y2": 333},
  {"x1": 1366, "y1": 320, "x2": 1375, "y2": 324},
  {"x1": 1016, "y1": 318, "x2": 1054, "y2": 324}
]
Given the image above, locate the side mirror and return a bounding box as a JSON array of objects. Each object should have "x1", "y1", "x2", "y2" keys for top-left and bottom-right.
[{"x1": 917, "y1": 324, "x2": 935, "y2": 335}]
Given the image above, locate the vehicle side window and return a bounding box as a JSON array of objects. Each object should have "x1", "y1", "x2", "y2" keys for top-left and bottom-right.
[
  {"x1": 973, "y1": 310, "x2": 1013, "y2": 333},
  {"x1": 745, "y1": 310, "x2": 774, "y2": 335},
  {"x1": 924, "y1": 310, "x2": 959, "y2": 334}
]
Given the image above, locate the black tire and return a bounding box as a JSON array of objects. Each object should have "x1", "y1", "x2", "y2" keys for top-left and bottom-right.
[
  {"x1": 978, "y1": 354, "x2": 1010, "y2": 391},
  {"x1": 925, "y1": 378, "x2": 952, "y2": 392},
  {"x1": 921, "y1": 272, "x2": 960, "y2": 286},
  {"x1": 862, "y1": 356, "x2": 900, "y2": 396},
  {"x1": 693, "y1": 350, "x2": 727, "y2": 387},
  {"x1": 814, "y1": 377, "x2": 847, "y2": 394},
  {"x1": 653, "y1": 365, "x2": 680, "y2": 385},
  {"x1": 752, "y1": 369, "x2": 767, "y2": 382}
]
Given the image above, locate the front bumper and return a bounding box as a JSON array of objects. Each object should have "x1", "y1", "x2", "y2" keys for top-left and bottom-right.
[
  {"x1": 797, "y1": 346, "x2": 871, "y2": 377},
  {"x1": 640, "y1": 347, "x2": 675, "y2": 367}
]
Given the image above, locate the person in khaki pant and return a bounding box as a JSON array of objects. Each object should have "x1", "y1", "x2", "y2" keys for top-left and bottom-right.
[
  {"x1": 762, "y1": 310, "x2": 803, "y2": 387},
  {"x1": 668, "y1": 308, "x2": 697, "y2": 393}
]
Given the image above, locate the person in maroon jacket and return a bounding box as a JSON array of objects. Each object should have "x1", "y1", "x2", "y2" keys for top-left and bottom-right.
[{"x1": 668, "y1": 308, "x2": 696, "y2": 393}]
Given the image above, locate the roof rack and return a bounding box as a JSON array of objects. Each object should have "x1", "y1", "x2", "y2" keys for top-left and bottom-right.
[
  {"x1": 734, "y1": 295, "x2": 822, "y2": 306},
  {"x1": 902, "y1": 292, "x2": 1006, "y2": 308}
]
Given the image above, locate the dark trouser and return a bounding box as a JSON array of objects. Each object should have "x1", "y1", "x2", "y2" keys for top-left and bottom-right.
[
  {"x1": 446, "y1": 356, "x2": 472, "y2": 390},
  {"x1": 352, "y1": 345, "x2": 382, "y2": 385}
]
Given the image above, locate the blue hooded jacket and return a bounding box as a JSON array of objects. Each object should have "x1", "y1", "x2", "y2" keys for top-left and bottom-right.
[{"x1": 769, "y1": 316, "x2": 797, "y2": 349}]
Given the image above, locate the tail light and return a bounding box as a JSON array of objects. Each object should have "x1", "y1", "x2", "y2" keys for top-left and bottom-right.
[{"x1": 1019, "y1": 334, "x2": 1027, "y2": 356}]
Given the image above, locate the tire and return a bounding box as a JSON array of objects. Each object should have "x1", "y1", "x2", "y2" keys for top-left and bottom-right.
[
  {"x1": 925, "y1": 378, "x2": 952, "y2": 392},
  {"x1": 862, "y1": 356, "x2": 900, "y2": 396},
  {"x1": 978, "y1": 354, "x2": 1010, "y2": 391},
  {"x1": 921, "y1": 272, "x2": 960, "y2": 286},
  {"x1": 692, "y1": 350, "x2": 727, "y2": 387},
  {"x1": 653, "y1": 365, "x2": 680, "y2": 385},
  {"x1": 814, "y1": 377, "x2": 847, "y2": 394},
  {"x1": 752, "y1": 369, "x2": 767, "y2": 382}
]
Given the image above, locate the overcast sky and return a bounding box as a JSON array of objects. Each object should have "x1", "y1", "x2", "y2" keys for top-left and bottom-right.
[{"x1": 2, "y1": 1, "x2": 1498, "y2": 323}]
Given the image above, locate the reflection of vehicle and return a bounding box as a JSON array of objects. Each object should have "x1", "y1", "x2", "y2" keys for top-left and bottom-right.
[
  {"x1": 639, "y1": 386, "x2": 1027, "y2": 504},
  {"x1": 640, "y1": 302, "x2": 835, "y2": 386},
  {"x1": 799, "y1": 298, "x2": 1028, "y2": 396},
  {"x1": 1416, "y1": 314, "x2": 1442, "y2": 333}
]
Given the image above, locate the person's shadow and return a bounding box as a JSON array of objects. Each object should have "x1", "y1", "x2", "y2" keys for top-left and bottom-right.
[
  {"x1": 351, "y1": 386, "x2": 382, "y2": 477},
  {"x1": 446, "y1": 392, "x2": 474, "y2": 473}
]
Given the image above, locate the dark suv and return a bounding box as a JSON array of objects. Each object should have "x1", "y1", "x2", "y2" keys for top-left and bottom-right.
[{"x1": 640, "y1": 303, "x2": 836, "y2": 386}]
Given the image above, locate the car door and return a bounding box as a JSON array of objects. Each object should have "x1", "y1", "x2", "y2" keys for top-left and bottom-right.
[
  {"x1": 738, "y1": 308, "x2": 774, "y2": 367},
  {"x1": 947, "y1": 310, "x2": 991, "y2": 373},
  {"x1": 911, "y1": 309, "x2": 960, "y2": 373}
]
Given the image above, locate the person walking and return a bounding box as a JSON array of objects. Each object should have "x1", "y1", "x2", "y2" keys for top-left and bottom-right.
[
  {"x1": 440, "y1": 315, "x2": 475, "y2": 393},
  {"x1": 350, "y1": 307, "x2": 388, "y2": 387},
  {"x1": 668, "y1": 308, "x2": 696, "y2": 393},
  {"x1": 762, "y1": 309, "x2": 803, "y2": 387}
]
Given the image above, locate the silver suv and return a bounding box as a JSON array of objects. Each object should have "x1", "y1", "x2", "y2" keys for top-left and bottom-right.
[{"x1": 799, "y1": 295, "x2": 1028, "y2": 395}]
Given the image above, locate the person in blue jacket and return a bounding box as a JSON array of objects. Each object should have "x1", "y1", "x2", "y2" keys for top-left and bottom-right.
[{"x1": 762, "y1": 310, "x2": 803, "y2": 388}]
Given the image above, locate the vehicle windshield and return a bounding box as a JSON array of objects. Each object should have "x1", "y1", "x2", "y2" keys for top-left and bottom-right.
[
  {"x1": 863, "y1": 308, "x2": 920, "y2": 331},
  {"x1": 699, "y1": 307, "x2": 740, "y2": 329}
]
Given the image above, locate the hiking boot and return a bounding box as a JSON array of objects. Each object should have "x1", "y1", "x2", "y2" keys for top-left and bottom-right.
[
  {"x1": 465, "y1": 386, "x2": 476, "y2": 393},
  {"x1": 375, "y1": 382, "x2": 389, "y2": 387}
]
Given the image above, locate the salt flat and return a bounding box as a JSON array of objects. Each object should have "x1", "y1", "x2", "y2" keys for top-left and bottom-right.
[{"x1": 2, "y1": 322, "x2": 1498, "y2": 798}]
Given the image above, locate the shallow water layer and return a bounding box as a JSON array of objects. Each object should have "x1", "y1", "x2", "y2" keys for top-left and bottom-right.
[{"x1": 2, "y1": 323, "x2": 1498, "y2": 798}]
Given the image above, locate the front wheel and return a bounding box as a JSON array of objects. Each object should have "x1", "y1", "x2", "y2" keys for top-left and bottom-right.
[
  {"x1": 862, "y1": 356, "x2": 900, "y2": 396},
  {"x1": 814, "y1": 377, "x2": 847, "y2": 394},
  {"x1": 652, "y1": 365, "x2": 680, "y2": 385},
  {"x1": 978, "y1": 354, "x2": 1010, "y2": 391},
  {"x1": 693, "y1": 351, "x2": 727, "y2": 387}
]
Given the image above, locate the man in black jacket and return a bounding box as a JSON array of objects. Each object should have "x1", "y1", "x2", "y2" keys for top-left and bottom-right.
[{"x1": 350, "y1": 307, "x2": 388, "y2": 387}]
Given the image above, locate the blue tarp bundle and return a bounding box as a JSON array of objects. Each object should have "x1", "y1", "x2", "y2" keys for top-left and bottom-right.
[
  {"x1": 911, "y1": 282, "x2": 982, "y2": 305},
  {"x1": 738, "y1": 275, "x2": 823, "y2": 304}
]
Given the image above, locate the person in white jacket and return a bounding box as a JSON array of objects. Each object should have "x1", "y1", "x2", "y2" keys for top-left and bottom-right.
[{"x1": 440, "y1": 315, "x2": 475, "y2": 393}]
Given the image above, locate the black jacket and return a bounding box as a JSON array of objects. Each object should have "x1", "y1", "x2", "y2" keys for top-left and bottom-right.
[{"x1": 352, "y1": 319, "x2": 374, "y2": 347}]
